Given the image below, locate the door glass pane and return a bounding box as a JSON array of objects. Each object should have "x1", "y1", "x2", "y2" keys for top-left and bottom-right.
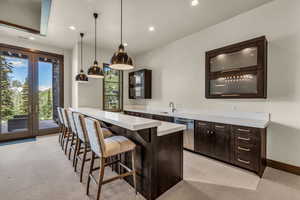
[
  {"x1": 210, "y1": 47, "x2": 258, "y2": 72},
  {"x1": 0, "y1": 52, "x2": 29, "y2": 134},
  {"x1": 38, "y1": 60, "x2": 58, "y2": 130},
  {"x1": 103, "y1": 65, "x2": 122, "y2": 111}
]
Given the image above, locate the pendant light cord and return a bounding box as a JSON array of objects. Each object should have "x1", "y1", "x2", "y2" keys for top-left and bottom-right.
[
  {"x1": 81, "y1": 33, "x2": 83, "y2": 71},
  {"x1": 95, "y1": 14, "x2": 97, "y2": 62},
  {"x1": 121, "y1": 0, "x2": 123, "y2": 45}
]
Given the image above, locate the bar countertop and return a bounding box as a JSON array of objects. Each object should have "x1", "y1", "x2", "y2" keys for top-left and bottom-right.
[{"x1": 74, "y1": 107, "x2": 186, "y2": 135}]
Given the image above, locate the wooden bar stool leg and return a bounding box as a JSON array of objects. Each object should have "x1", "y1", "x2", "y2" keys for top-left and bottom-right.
[
  {"x1": 96, "y1": 157, "x2": 106, "y2": 200},
  {"x1": 61, "y1": 126, "x2": 66, "y2": 149},
  {"x1": 72, "y1": 138, "x2": 79, "y2": 167},
  {"x1": 132, "y1": 149, "x2": 137, "y2": 195},
  {"x1": 58, "y1": 126, "x2": 62, "y2": 143},
  {"x1": 68, "y1": 132, "x2": 75, "y2": 160},
  {"x1": 64, "y1": 129, "x2": 70, "y2": 155},
  {"x1": 74, "y1": 140, "x2": 82, "y2": 172},
  {"x1": 80, "y1": 145, "x2": 88, "y2": 183},
  {"x1": 87, "y1": 152, "x2": 95, "y2": 195}
]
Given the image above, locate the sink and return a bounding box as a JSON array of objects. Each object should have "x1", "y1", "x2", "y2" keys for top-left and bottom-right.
[{"x1": 160, "y1": 111, "x2": 169, "y2": 114}]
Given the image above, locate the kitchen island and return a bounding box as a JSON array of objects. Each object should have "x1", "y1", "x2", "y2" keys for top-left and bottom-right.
[{"x1": 74, "y1": 108, "x2": 186, "y2": 200}]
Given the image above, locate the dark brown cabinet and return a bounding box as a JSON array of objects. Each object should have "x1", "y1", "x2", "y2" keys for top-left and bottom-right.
[
  {"x1": 205, "y1": 36, "x2": 268, "y2": 98},
  {"x1": 212, "y1": 123, "x2": 231, "y2": 162},
  {"x1": 195, "y1": 121, "x2": 231, "y2": 162},
  {"x1": 124, "y1": 110, "x2": 266, "y2": 177},
  {"x1": 195, "y1": 120, "x2": 266, "y2": 176},
  {"x1": 129, "y1": 69, "x2": 152, "y2": 99},
  {"x1": 194, "y1": 121, "x2": 213, "y2": 157}
]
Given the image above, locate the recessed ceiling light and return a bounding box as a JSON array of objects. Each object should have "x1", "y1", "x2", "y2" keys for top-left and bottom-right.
[
  {"x1": 148, "y1": 26, "x2": 155, "y2": 32},
  {"x1": 29, "y1": 36, "x2": 35, "y2": 40},
  {"x1": 123, "y1": 43, "x2": 128, "y2": 47},
  {"x1": 69, "y1": 26, "x2": 76, "y2": 30},
  {"x1": 191, "y1": 0, "x2": 199, "y2": 7}
]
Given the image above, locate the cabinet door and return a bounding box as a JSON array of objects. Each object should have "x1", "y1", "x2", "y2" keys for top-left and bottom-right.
[
  {"x1": 212, "y1": 123, "x2": 231, "y2": 162},
  {"x1": 194, "y1": 121, "x2": 212, "y2": 156}
]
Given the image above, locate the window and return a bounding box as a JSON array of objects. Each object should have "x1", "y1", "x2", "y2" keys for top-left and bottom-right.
[{"x1": 103, "y1": 64, "x2": 123, "y2": 111}]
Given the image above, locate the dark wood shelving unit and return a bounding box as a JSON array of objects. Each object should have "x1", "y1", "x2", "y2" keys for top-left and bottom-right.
[
  {"x1": 129, "y1": 69, "x2": 152, "y2": 99},
  {"x1": 205, "y1": 36, "x2": 268, "y2": 98}
]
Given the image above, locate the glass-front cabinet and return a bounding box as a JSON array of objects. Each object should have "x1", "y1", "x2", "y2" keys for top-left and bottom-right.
[
  {"x1": 205, "y1": 36, "x2": 267, "y2": 98},
  {"x1": 129, "y1": 69, "x2": 152, "y2": 99}
]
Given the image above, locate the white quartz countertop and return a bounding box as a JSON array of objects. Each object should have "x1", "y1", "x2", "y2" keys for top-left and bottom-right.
[
  {"x1": 157, "y1": 121, "x2": 186, "y2": 136},
  {"x1": 124, "y1": 108, "x2": 270, "y2": 128},
  {"x1": 74, "y1": 108, "x2": 186, "y2": 136}
]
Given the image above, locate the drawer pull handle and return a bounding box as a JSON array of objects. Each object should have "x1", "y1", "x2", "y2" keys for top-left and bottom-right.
[
  {"x1": 238, "y1": 137, "x2": 251, "y2": 141},
  {"x1": 237, "y1": 128, "x2": 250, "y2": 132},
  {"x1": 215, "y1": 125, "x2": 225, "y2": 129},
  {"x1": 238, "y1": 147, "x2": 251, "y2": 152},
  {"x1": 238, "y1": 158, "x2": 250, "y2": 164}
]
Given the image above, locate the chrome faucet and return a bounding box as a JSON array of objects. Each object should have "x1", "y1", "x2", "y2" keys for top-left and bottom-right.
[{"x1": 169, "y1": 102, "x2": 176, "y2": 113}]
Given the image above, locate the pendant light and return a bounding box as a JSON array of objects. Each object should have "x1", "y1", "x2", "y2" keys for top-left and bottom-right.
[
  {"x1": 75, "y1": 33, "x2": 89, "y2": 83},
  {"x1": 88, "y1": 13, "x2": 104, "y2": 78},
  {"x1": 110, "y1": 0, "x2": 134, "y2": 70}
]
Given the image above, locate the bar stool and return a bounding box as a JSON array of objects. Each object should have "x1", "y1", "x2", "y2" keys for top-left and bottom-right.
[
  {"x1": 73, "y1": 112, "x2": 114, "y2": 182},
  {"x1": 60, "y1": 108, "x2": 70, "y2": 152},
  {"x1": 66, "y1": 109, "x2": 79, "y2": 162},
  {"x1": 82, "y1": 117, "x2": 137, "y2": 200},
  {"x1": 61, "y1": 108, "x2": 73, "y2": 155},
  {"x1": 57, "y1": 107, "x2": 64, "y2": 146}
]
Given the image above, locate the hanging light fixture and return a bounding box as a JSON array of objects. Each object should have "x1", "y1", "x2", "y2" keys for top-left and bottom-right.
[
  {"x1": 75, "y1": 33, "x2": 89, "y2": 83},
  {"x1": 88, "y1": 13, "x2": 104, "y2": 78},
  {"x1": 110, "y1": 0, "x2": 134, "y2": 70}
]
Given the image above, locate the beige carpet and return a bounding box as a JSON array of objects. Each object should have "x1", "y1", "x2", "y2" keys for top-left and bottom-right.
[{"x1": 0, "y1": 135, "x2": 299, "y2": 200}]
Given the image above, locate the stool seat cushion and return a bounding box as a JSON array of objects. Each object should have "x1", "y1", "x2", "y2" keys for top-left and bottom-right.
[{"x1": 104, "y1": 136, "x2": 136, "y2": 157}]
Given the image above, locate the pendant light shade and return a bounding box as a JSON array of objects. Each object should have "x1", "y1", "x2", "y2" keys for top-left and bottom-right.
[
  {"x1": 88, "y1": 13, "x2": 104, "y2": 78},
  {"x1": 110, "y1": 0, "x2": 134, "y2": 70},
  {"x1": 75, "y1": 33, "x2": 88, "y2": 83}
]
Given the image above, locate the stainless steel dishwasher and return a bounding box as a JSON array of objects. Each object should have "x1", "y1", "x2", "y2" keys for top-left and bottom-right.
[{"x1": 174, "y1": 117, "x2": 194, "y2": 151}]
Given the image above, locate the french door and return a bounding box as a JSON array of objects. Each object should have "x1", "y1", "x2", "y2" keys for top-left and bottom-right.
[{"x1": 0, "y1": 44, "x2": 63, "y2": 142}]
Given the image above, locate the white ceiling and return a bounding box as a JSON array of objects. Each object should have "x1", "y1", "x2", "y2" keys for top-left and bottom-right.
[{"x1": 0, "y1": 0, "x2": 274, "y2": 55}]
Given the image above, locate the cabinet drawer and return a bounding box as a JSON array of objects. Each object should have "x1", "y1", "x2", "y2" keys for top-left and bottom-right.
[
  {"x1": 234, "y1": 133, "x2": 258, "y2": 146},
  {"x1": 234, "y1": 150, "x2": 258, "y2": 171},
  {"x1": 232, "y1": 125, "x2": 259, "y2": 137}
]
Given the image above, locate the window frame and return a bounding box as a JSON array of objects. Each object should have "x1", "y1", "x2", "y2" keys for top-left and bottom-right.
[{"x1": 102, "y1": 63, "x2": 123, "y2": 112}]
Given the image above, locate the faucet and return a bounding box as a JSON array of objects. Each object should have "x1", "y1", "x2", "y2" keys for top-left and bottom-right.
[{"x1": 169, "y1": 102, "x2": 176, "y2": 113}]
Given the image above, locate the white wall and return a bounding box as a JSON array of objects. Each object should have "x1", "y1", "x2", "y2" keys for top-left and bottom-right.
[
  {"x1": 0, "y1": 34, "x2": 72, "y2": 107},
  {"x1": 72, "y1": 42, "x2": 114, "y2": 109},
  {"x1": 0, "y1": 1, "x2": 41, "y2": 30},
  {"x1": 127, "y1": 0, "x2": 300, "y2": 166}
]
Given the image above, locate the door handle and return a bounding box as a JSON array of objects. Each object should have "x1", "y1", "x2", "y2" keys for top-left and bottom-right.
[{"x1": 28, "y1": 105, "x2": 32, "y2": 114}]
